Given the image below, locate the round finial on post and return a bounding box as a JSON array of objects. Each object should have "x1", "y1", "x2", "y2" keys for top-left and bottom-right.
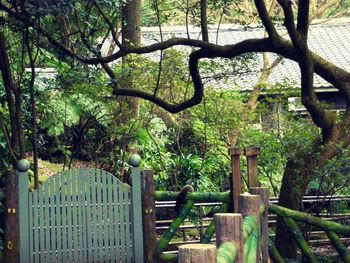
[
  {"x1": 17, "y1": 159, "x2": 30, "y2": 172},
  {"x1": 129, "y1": 154, "x2": 142, "y2": 167}
]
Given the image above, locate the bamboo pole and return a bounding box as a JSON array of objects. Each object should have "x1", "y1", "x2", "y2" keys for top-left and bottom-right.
[
  {"x1": 178, "y1": 244, "x2": 217, "y2": 263},
  {"x1": 244, "y1": 231, "x2": 254, "y2": 262},
  {"x1": 217, "y1": 241, "x2": 237, "y2": 263},
  {"x1": 155, "y1": 199, "x2": 195, "y2": 256},
  {"x1": 201, "y1": 203, "x2": 230, "y2": 244},
  {"x1": 154, "y1": 191, "x2": 230, "y2": 203},
  {"x1": 281, "y1": 217, "x2": 317, "y2": 263},
  {"x1": 326, "y1": 231, "x2": 350, "y2": 263},
  {"x1": 215, "y1": 213, "x2": 242, "y2": 263},
  {"x1": 158, "y1": 253, "x2": 178, "y2": 262},
  {"x1": 247, "y1": 228, "x2": 259, "y2": 263},
  {"x1": 268, "y1": 237, "x2": 285, "y2": 263},
  {"x1": 269, "y1": 204, "x2": 350, "y2": 236},
  {"x1": 242, "y1": 215, "x2": 258, "y2": 243}
]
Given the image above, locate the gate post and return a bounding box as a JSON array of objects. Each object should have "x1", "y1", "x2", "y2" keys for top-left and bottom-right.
[
  {"x1": 141, "y1": 170, "x2": 157, "y2": 263},
  {"x1": 239, "y1": 193, "x2": 260, "y2": 263},
  {"x1": 244, "y1": 146, "x2": 260, "y2": 188},
  {"x1": 215, "y1": 213, "x2": 243, "y2": 263},
  {"x1": 229, "y1": 147, "x2": 242, "y2": 212},
  {"x1": 250, "y1": 187, "x2": 269, "y2": 263},
  {"x1": 130, "y1": 154, "x2": 144, "y2": 263},
  {"x1": 17, "y1": 159, "x2": 30, "y2": 263}
]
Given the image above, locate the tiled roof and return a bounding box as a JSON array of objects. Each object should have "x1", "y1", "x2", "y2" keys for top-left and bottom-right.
[{"x1": 101, "y1": 19, "x2": 350, "y2": 90}]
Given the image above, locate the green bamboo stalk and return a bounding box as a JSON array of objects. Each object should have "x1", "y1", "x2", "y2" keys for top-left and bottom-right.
[
  {"x1": 326, "y1": 231, "x2": 350, "y2": 263},
  {"x1": 268, "y1": 237, "x2": 285, "y2": 263},
  {"x1": 269, "y1": 204, "x2": 350, "y2": 236},
  {"x1": 155, "y1": 191, "x2": 230, "y2": 203},
  {"x1": 282, "y1": 217, "x2": 317, "y2": 263},
  {"x1": 155, "y1": 199, "x2": 195, "y2": 256},
  {"x1": 242, "y1": 215, "x2": 258, "y2": 243},
  {"x1": 244, "y1": 230, "x2": 254, "y2": 262},
  {"x1": 159, "y1": 253, "x2": 178, "y2": 262},
  {"x1": 216, "y1": 241, "x2": 237, "y2": 263},
  {"x1": 201, "y1": 203, "x2": 230, "y2": 243},
  {"x1": 247, "y1": 228, "x2": 259, "y2": 263}
]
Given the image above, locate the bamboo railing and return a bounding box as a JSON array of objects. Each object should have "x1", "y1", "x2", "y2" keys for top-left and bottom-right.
[
  {"x1": 269, "y1": 203, "x2": 350, "y2": 263},
  {"x1": 138, "y1": 147, "x2": 350, "y2": 262},
  {"x1": 153, "y1": 189, "x2": 269, "y2": 263}
]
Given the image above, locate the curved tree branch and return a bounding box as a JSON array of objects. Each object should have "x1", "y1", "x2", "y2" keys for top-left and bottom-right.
[
  {"x1": 1, "y1": 1, "x2": 350, "y2": 120},
  {"x1": 277, "y1": 0, "x2": 337, "y2": 138},
  {"x1": 254, "y1": 0, "x2": 279, "y2": 40}
]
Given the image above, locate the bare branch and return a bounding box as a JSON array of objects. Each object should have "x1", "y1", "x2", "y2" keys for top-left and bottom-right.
[
  {"x1": 254, "y1": 0, "x2": 279, "y2": 40},
  {"x1": 297, "y1": 0, "x2": 311, "y2": 36},
  {"x1": 93, "y1": 0, "x2": 122, "y2": 48},
  {"x1": 200, "y1": 0, "x2": 209, "y2": 42}
]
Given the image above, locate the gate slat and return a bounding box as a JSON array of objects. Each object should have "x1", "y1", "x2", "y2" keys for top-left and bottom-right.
[
  {"x1": 44, "y1": 183, "x2": 51, "y2": 262},
  {"x1": 49, "y1": 176, "x2": 57, "y2": 261},
  {"x1": 118, "y1": 181, "x2": 126, "y2": 262},
  {"x1": 66, "y1": 170, "x2": 73, "y2": 261},
  {"x1": 28, "y1": 192, "x2": 33, "y2": 263},
  {"x1": 71, "y1": 170, "x2": 79, "y2": 262},
  {"x1": 61, "y1": 173, "x2": 68, "y2": 261},
  {"x1": 55, "y1": 174, "x2": 63, "y2": 263},
  {"x1": 96, "y1": 169, "x2": 103, "y2": 261},
  {"x1": 124, "y1": 189, "x2": 131, "y2": 263},
  {"x1": 116, "y1": 181, "x2": 122, "y2": 263},
  {"x1": 85, "y1": 169, "x2": 93, "y2": 263},
  {"x1": 91, "y1": 169, "x2": 99, "y2": 263},
  {"x1": 38, "y1": 184, "x2": 45, "y2": 262},
  {"x1": 102, "y1": 171, "x2": 110, "y2": 262},
  {"x1": 78, "y1": 170, "x2": 86, "y2": 262},
  {"x1": 33, "y1": 190, "x2": 39, "y2": 263},
  {"x1": 129, "y1": 190, "x2": 134, "y2": 262},
  {"x1": 108, "y1": 178, "x2": 115, "y2": 262}
]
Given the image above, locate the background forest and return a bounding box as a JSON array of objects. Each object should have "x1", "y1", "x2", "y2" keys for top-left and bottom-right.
[{"x1": 1, "y1": 0, "x2": 350, "y2": 261}]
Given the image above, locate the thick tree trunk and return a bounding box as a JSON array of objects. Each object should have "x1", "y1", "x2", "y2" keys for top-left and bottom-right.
[
  {"x1": 276, "y1": 156, "x2": 317, "y2": 259},
  {"x1": 121, "y1": 0, "x2": 141, "y2": 119},
  {"x1": 276, "y1": 161, "x2": 303, "y2": 259}
]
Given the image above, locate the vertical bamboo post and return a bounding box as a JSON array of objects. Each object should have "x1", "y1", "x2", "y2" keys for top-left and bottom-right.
[
  {"x1": 178, "y1": 244, "x2": 217, "y2": 263},
  {"x1": 229, "y1": 147, "x2": 242, "y2": 212},
  {"x1": 250, "y1": 187, "x2": 269, "y2": 263},
  {"x1": 239, "y1": 193, "x2": 260, "y2": 263},
  {"x1": 141, "y1": 170, "x2": 157, "y2": 263},
  {"x1": 18, "y1": 159, "x2": 30, "y2": 263},
  {"x1": 244, "y1": 146, "x2": 260, "y2": 188},
  {"x1": 129, "y1": 154, "x2": 144, "y2": 263},
  {"x1": 215, "y1": 213, "x2": 243, "y2": 263}
]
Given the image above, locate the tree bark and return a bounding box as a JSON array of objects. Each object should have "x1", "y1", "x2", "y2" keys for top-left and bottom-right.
[
  {"x1": 275, "y1": 123, "x2": 347, "y2": 259},
  {"x1": 0, "y1": 29, "x2": 26, "y2": 263},
  {"x1": 276, "y1": 159, "x2": 307, "y2": 259},
  {"x1": 121, "y1": 0, "x2": 141, "y2": 119}
]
